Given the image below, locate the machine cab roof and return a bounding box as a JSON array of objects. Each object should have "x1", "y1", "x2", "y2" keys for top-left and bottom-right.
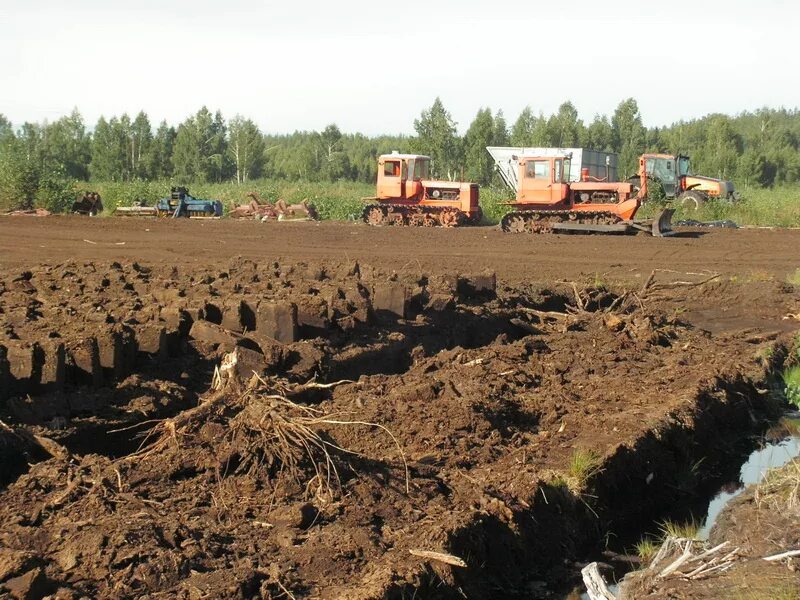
[{"x1": 378, "y1": 153, "x2": 431, "y2": 160}]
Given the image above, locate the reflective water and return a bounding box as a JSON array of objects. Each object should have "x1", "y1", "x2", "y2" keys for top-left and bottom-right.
[{"x1": 698, "y1": 415, "x2": 800, "y2": 539}]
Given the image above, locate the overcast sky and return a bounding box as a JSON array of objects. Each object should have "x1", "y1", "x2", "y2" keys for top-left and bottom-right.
[{"x1": 1, "y1": 0, "x2": 797, "y2": 135}]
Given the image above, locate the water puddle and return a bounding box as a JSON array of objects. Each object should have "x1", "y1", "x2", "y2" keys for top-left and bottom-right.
[{"x1": 698, "y1": 413, "x2": 800, "y2": 539}]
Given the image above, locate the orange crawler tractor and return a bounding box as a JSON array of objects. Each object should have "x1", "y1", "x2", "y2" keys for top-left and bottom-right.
[
  {"x1": 494, "y1": 152, "x2": 674, "y2": 236},
  {"x1": 361, "y1": 152, "x2": 481, "y2": 227}
]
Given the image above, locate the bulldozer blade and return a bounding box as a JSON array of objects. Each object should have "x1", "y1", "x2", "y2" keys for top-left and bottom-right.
[{"x1": 651, "y1": 208, "x2": 675, "y2": 237}]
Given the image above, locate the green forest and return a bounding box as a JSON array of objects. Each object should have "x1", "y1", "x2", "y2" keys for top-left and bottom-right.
[{"x1": 1, "y1": 97, "x2": 799, "y2": 217}]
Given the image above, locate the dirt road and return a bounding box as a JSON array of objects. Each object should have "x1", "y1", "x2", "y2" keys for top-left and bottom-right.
[{"x1": 2, "y1": 216, "x2": 799, "y2": 284}]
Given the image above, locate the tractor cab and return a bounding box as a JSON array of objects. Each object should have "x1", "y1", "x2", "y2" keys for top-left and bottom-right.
[
  {"x1": 641, "y1": 154, "x2": 681, "y2": 197},
  {"x1": 641, "y1": 153, "x2": 693, "y2": 197},
  {"x1": 376, "y1": 153, "x2": 431, "y2": 201},
  {"x1": 516, "y1": 155, "x2": 572, "y2": 204}
]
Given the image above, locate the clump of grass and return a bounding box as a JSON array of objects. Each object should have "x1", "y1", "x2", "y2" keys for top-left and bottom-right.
[
  {"x1": 635, "y1": 537, "x2": 659, "y2": 562},
  {"x1": 658, "y1": 518, "x2": 700, "y2": 540},
  {"x1": 566, "y1": 448, "x2": 604, "y2": 491},
  {"x1": 787, "y1": 268, "x2": 800, "y2": 286},
  {"x1": 592, "y1": 272, "x2": 607, "y2": 291},
  {"x1": 783, "y1": 365, "x2": 800, "y2": 409}
]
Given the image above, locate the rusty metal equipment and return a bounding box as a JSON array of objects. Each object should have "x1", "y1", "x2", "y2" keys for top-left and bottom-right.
[
  {"x1": 71, "y1": 192, "x2": 103, "y2": 216},
  {"x1": 361, "y1": 152, "x2": 481, "y2": 227},
  {"x1": 229, "y1": 192, "x2": 318, "y2": 221},
  {"x1": 488, "y1": 148, "x2": 674, "y2": 236}
]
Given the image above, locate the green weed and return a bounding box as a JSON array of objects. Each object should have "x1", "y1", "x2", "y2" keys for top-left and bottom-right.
[
  {"x1": 635, "y1": 538, "x2": 659, "y2": 562},
  {"x1": 783, "y1": 366, "x2": 800, "y2": 409},
  {"x1": 786, "y1": 268, "x2": 800, "y2": 286},
  {"x1": 566, "y1": 448, "x2": 604, "y2": 491},
  {"x1": 658, "y1": 518, "x2": 700, "y2": 540}
]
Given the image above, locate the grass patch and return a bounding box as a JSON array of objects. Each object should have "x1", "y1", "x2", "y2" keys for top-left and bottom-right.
[
  {"x1": 638, "y1": 185, "x2": 800, "y2": 228},
  {"x1": 635, "y1": 538, "x2": 659, "y2": 562},
  {"x1": 658, "y1": 518, "x2": 700, "y2": 540},
  {"x1": 632, "y1": 518, "x2": 700, "y2": 565},
  {"x1": 787, "y1": 268, "x2": 800, "y2": 286},
  {"x1": 566, "y1": 448, "x2": 604, "y2": 491},
  {"x1": 91, "y1": 179, "x2": 375, "y2": 221}
]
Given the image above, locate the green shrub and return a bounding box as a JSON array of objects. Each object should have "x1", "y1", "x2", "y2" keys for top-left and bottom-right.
[
  {"x1": 783, "y1": 366, "x2": 800, "y2": 409},
  {"x1": 35, "y1": 168, "x2": 77, "y2": 213},
  {"x1": 0, "y1": 152, "x2": 39, "y2": 211}
]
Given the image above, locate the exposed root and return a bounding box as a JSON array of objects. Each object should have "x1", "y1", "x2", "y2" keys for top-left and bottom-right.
[{"x1": 126, "y1": 365, "x2": 409, "y2": 500}]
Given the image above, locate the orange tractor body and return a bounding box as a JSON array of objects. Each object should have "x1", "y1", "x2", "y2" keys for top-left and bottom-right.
[
  {"x1": 501, "y1": 154, "x2": 673, "y2": 236},
  {"x1": 362, "y1": 153, "x2": 481, "y2": 227}
]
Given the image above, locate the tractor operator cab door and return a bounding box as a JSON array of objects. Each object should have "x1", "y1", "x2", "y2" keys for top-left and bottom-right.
[
  {"x1": 677, "y1": 155, "x2": 691, "y2": 192},
  {"x1": 520, "y1": 158, "x2": 569, "y2": 204},
  {"x1": 378, "y1": 158, "x2": 404, "y2": 199},
  {"x1": 677, "y1": 156, "x2": 691, "y2": 177},
  {"x1": 645, "y1": 156, "x2": 679, "y2": 197},
  {"x1": 405, "y1": 157, "x2": 428, "y2": 200}
]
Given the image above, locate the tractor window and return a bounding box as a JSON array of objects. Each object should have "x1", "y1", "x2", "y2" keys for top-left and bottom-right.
[
  {"x1": 414, "y1": 159, "x2": 430, "y2": 180},
  {"x1": 646, "y1": 158, "x2": 677, "y2": 184},
  {"x1": 555, "y1": 159, "x2": 563, "y2": 183},
  {"x1": 525, "y1": 160, "x2": 551, "y2": 180},
  {"x1": 383, "y1": 160, "x2": 401, "y2": 177},
  {"x1": 655, "y1": 159, "x2": 677, "y2": 184},
  {"x1": 678, "y1": 156, "x2": 691, "y2": 176}
]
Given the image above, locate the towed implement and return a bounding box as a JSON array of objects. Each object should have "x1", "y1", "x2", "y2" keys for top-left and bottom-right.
[
  {"x1": 71, "y1": 192, "x2": 103, "y2": 216},
  {"x1": 115, "y1": 187, "x2": 223, "y2": 219},
  {"x1": 488, "y1": 147, "x2": 674, "y2": 237},
  {"x1": 361, "y1": 153, "x2": 481, "y2": 227},
  {"x1": 229, "y1": 192, "x2": 318, "y2": 221}
]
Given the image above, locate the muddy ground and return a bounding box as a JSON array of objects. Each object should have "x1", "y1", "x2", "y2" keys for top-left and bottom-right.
[{"x1": 0, "y1": 216, "x2": 799, "y2": 599}]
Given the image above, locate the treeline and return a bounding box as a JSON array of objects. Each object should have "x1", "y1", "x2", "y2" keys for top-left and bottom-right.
[{"x1": 1, "y1": 99, "x2": 800, "y2": 211}]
